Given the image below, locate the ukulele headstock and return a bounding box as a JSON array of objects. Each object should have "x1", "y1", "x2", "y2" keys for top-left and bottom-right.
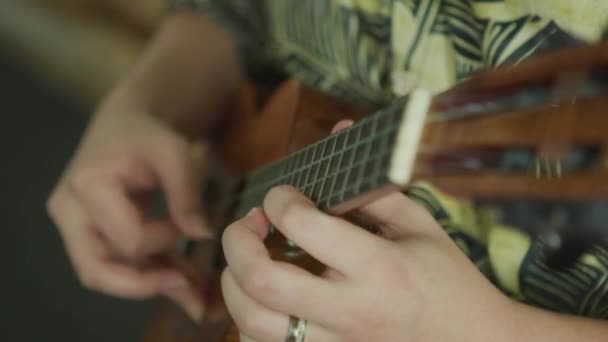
[
  {"x1": 415, "y1": 40, "x2": 608, "y2": 200},
  {"x1": 414, "y1": 40, "x2": 608, "y2": 268}
]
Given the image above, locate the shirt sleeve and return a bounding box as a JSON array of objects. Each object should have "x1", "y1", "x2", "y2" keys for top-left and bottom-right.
[{"x1": 167, "y1": 0, "x2": 271, "y2": 73}]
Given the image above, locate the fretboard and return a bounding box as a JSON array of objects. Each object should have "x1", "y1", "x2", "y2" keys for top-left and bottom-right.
[{"x1": 230, "y1": 89, "x2": 431, "y2": 220}]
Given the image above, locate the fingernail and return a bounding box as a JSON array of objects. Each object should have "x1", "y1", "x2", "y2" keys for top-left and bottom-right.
[{"x1": 246, "y1": 208, "x2": 258, "y2": 218}]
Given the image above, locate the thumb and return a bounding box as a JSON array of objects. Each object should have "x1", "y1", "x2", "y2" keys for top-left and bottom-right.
[
  {"x1": 358, "y1": 191, "x2": 446, "y2": 240},
  {"x1": 146, "y1": 138, "x2": 211, "y2": 240}
]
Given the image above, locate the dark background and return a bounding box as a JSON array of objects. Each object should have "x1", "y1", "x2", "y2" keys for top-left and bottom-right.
[{"x1": 0, "y1": 58, "x2": 151, "y2": 342}]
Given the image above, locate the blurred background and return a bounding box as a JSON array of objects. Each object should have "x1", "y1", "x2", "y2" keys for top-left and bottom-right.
[{"x1": 0, "y1": 1, "x2": 166, "y2": 341}]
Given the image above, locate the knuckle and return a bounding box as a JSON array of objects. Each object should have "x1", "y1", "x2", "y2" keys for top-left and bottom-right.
[
  {"x1": 118, "y1": 234, "x2": 145, "y2": 260},
  {"x1": 363, "y1": 245, "x2": 411, "y2": 285},
  {"x1": 336, "y1": 304, "x2": 388, "y2": 341},
  {"x1": 162, "y1": 135, "x2": 189, "y2": 157},
  {"x1": 279, "y1": 200, "x2": 308, "y2": 230},
  {"x1": 77, "y1": 268, "x2": 99, "y2": 289},
  {"x1": 241, "y1": 261, "x2": 274, "y2": 299},
  {"x1": 361, "y1": 244, "x2": 390, "y2": 271},
  {"x1": 69, "y1": 169, "x2": 97, "y2": 193},
  {"x1": 238, "y1": 313, "x2": 267, "y2": 340},
  {"x1": 45, "y1": 190, "x2": 62, "y2": 217},
  {"x1": 221, "y1": 224, "x2": 238, "y2": 250}
]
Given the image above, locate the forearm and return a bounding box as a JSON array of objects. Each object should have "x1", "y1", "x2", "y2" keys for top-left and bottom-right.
[
  {"x1": 99, "y1": 9, "x2": 244, "y2": 137},
  {"x1": 495, "y1": 300, "x2": 608, "y2": 341}
]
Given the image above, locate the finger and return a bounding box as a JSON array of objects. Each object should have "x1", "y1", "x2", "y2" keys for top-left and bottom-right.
[
  {"x1": 157, "y1": 254, "x2": 221, "y2": 323},
  {"x1": 222, "y1": 269, "x2": 334, "y2": 342},
  {"x1": 74, "y1": 179, "x2": 178, "y2": 260},
  {"x1": 162, "y1": 281, "x2": 206, "y2": 322},
  {"x1": 89, "y1": 261, "x2": 188, "y2": 299},
  {"x1": 330, "y1": 119, "x2": 354, "y2": 134},
  {"x1": 263, "y1": 185, "x2": 384, "y2": 274},
  {"x1": 222, "y1": 210, "x2": 338, "y2": 323},
  {"x1": 222, "y1": 269, "x2": 283, "y2": 341},
  {"x1": 48, "y1": 188, "x2": 186, "y2": 299},
  {"x1": 358, "y1": 191, "x2": 447, "y2": 240},
  {"x1": 144, "y1": 138, "x2": 210, "y2": 239}
]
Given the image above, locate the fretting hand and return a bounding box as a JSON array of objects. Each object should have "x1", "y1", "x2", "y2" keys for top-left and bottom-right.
[{"x1": 221, "y1": 184, "x2": 515, "y2": 342}]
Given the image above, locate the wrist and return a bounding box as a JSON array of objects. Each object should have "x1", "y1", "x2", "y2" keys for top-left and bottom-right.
[
  {"x1": 96, "y1": 11, "x2": 244, "y2": 138},
  {"x1": 498, "y1": 298, "x2": 608, "y2": 342},
  {"x1": 459, "y1": 293, "x2": 521, "y2": 342}
]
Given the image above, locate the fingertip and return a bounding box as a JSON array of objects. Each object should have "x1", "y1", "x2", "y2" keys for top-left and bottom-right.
[
  {"x1": 162, "y1": 283, "x2": 206, "y2": 323},
  {"x1": 264, "y1": 185, "x2": 302, "y2": 206},
  {"x1": 242, "y1": 208, "x2": 270, "y2": 239},
  {"x1": 181, "y1": 212, "x2": 213, "y2": 240},
  {"x1": 331, "y1": 119, "x2": 354, "y2": 133},
  {"x1": 268, "y1": 184, "x2": 296, "y2": 195}
]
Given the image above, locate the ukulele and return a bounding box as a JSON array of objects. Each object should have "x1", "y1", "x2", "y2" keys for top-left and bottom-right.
[{"x1": 142, "y1": 40, "x2": 608, "y2": 342}]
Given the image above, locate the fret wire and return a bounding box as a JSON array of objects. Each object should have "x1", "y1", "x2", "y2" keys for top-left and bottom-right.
[
  {"x1": 293, "y1": 169, "x2": 302, "y2": 189},
  {"x1": 288, "y1": 168, "x2": 298, "y2": 187},
  {"x1": 322, "y1": 134, "x2": 336, "y2": 162},
  {"x1": 369, "y1": 113, "x2": 379, "y2": 138},
  {"x1": 313, "y1": 141, "x2": 321, "y2": 162},
  {"x1": 285, "y1": 152, "x2": 297, "y2": 186},
  {"x1": 342, "y1": 123, "x2": 364, "y2": 201},
  {"x1": 236, "y1": 112, "x2": 406, "y2": 206},
  {"x1": 335, "y1": 129, "x2": 347, "y2": 150},
  {"x1": 296, "y1": 149, "x2": 310, "y2": 184},
  {"x1": 360, "y1": 115, "x2": 379, "y2": 188},
  {"x1": 307, "y1": 163, "x2": 320, "y2": 199},
  {"x1": 354, "y1": 135, "x2": 372, "y2": 193},
  {"x1": 320, "y1": 130, "x2": 343, "y2": 208},
  {"x1": 293, "y1": 146, "x2": 313, "y2": 191},
  {"x1": 293, "y1": 152, "x2": 305, "y2": 189},
  {"x1": 305, "y1": 141, "x2": 326, "y2": 190},
  {"x1": 295, "y1": 149, "x2": 305, "y2": 171},
  {"x1": 306, "y1": 162, "x2": 321, "y2": 186},
  {"x1": 303, "y1": 146, "x2": 312, "y2": 167},
  {"x1": 242, "y1": 126, "x2": 396, "y2": 197},
  {"x1": 239, "y1": 123, "x2": 399, "y2": 202},
  {"x1": 319, "y1": 158, "x2": 329, "y2": 199},
  {"x1": 240, "y1": 98, "x2": 407, "y2": 198},
  {"x1": 318, "y1": 128, "x2": 388, "y2": 205},
  {"x1": 309, "y1": 154, "x2": 324, "y2": 200},
  {"x1": 360, "y1": 118, "x2": 372, "y2": 143},
  {"x1": 319, "y1": 139, "x2": 328, "y2": 159},
  {"x1": 293, "y1": 146, "x2": 311, "y2": 189},
  {"x1": 298, "y1": 165, "x2": 309, "y2": 191},
  {"x1": 329, "y1": 126, "x2": 352, "y2": 201}
]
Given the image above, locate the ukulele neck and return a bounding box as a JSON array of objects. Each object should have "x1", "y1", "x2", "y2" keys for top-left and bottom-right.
[{"x1": 230, "y1": 90, "x2": 432, "y2": 220}]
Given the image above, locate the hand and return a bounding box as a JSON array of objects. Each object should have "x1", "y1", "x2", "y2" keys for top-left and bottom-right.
[
  {"x1": 47, "y1": 108, "x2": 210, "y2": 321},
  {"x1": 221, "y1": 187, "x2": 515, "y2": 342}
]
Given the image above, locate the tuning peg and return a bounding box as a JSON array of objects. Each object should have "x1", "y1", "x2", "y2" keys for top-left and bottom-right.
[
  {"x1": 536, "y1": 203, "x2": 608, "y2": 270},
  {"x1": 540, "y1": 229, "x2": 596, "y2": 270},
  {"x1": 534, "y1": 157, "x2": 563, "y2": 179}
]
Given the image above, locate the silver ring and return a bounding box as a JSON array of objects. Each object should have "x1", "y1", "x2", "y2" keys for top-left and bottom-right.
[{"x1": 285, "y1": 315, "x2": 307, "y2": 342}]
